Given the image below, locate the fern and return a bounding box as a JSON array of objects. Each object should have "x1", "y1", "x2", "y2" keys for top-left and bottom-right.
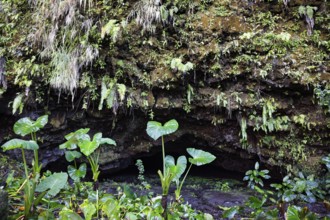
[
  {"x1": 170, "y1": 58, "x2": 194, "y2": 73},
  {"x1": 101, "y1": 20, "x2": 121, "y2": 42},
  {"x1": 12, "y1": 93, "x2": 24, "y2": 115},
  {"x1": 98, "y1": 77, "x2": 126, "y2": 113}
]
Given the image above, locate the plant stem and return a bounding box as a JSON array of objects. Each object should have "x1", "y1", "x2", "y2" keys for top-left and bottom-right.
[
  {"x1": 31, "y1": 132, "x2": 39, "y2": 174},
  {"x1": 96, "y1": 189, "x2": 99, "y2": 219},
  {"x1": 161, "y1": 136, "x2": 165, "y2": 175},
  {"x1": 21, "y1": 149, "x2": 29, "y2": 179},
  {"x1": 178, "y1": 163, "x2": 193, "y2": 195}
]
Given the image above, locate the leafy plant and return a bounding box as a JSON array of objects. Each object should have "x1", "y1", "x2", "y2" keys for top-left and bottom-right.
[
  {"x1": 146, "y1": 119, "x2": 179, "y2": 216},
  {"x1": 172, "y1": 148, "x2": 216, "y2": 201},
  {"x1": 98, "y1": 77, "x2": 126, "y2": 113},
  {"x1": 170, "y1": 58, "x2": 194, "y2": 73},
  {"x1": 1, "y1": 115, "x2": 67, "y2": 218},
  {"x1": 298, "y1": 5, "x2": 318, "y2": 36},
  {"x1": 285, "y1": 205, "x2": 318, "y2": 220},
  {"x1": 60, "y1": 128, "x2": 116, "y2": 219},
  {"x1": 243, "y1": 162, "x2": 270, "y2": 189}
]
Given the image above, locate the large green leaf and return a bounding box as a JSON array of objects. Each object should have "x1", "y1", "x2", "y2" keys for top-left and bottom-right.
[
  {"x1": 59, "y1": 209, "x2": 83, "y2": 220},
  {"x1": 165, "y1": 155, "x2": 187, "y2": 181},
  {"x1": 102, "y1": 198, "x2": 120, "y2": 219},
  {"x1": 79, "y1": 132, "x2": 116, "y2": 156},
  {"x1": 68, "y1": 163, "x2": 87, "y2": 182},
  {"x1": 285, "y1": 206, "x2": 301, "y2": 220},
  {"x1": 1, "y1": 139, "x2": 39, "y2": 151},
  {"x1": 59, "y1": 128, "x2": 90, "y2": 150},
  {"x1": 187, "y1": 148, "x2": 216, "y2": 166},
  {"x1": 80, "y1": 200, "x2": 96, "y2": 220},
  {"x1": 146, "y1": 119, "x2": 179, "y2": 140},
  {"x1": 13, "y1": 115, "x2": 48, "y2": 136},
  {"x1": 65, "y1": 150, "x2": 82, "y2": 162},
  {"x1": 36, "y1": 172, "x2": 68, "y2": 197}
]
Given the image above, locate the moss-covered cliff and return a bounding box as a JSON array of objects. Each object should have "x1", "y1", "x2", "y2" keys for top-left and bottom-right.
[{"x1": 0, "y1": 0, "x2": 329, "y2": 175}]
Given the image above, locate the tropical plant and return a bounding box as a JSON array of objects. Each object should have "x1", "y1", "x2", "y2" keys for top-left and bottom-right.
[
  {"x1": 171, "y1": 148, "x2": 216, "y2": 201},
  {"x1": 60, "y1": 128, "x2": 116, "y2": 219},
  {"x1": 243, "y1": 162, "x2": 270, "y2": 189},
  {"x1": 146, "y1": 119, "x2": 179, "y2": 216},
  {"x1": 1, "y1": 115, "x2": 68, "y2": 218},
  {"x1": 285, "y1": 205, "x2": 319, "y2": 220}
]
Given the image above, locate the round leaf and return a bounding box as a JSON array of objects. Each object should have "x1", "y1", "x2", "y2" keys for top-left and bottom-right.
[
  {"x1": 146, "y1": 119, "x2": 179, "y2": 140},
  {"x1": 187, "y1": 148, "x2": 216, "y2": 166},
  {"x1": 1, "y1": 139, "x2": 39, "y2": 151}
]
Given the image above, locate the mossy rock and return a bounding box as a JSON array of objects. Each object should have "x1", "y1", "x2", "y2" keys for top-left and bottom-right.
[{"x1": 0, "y1": 189, "x2": 8, "y2": 220}]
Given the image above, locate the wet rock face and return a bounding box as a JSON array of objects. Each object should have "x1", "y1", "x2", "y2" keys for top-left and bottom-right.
[
  {"x1": 0, "y1": 189, "x2": 8, "y2": 220},
  {"x1": 0, "y1": 0, "x2": 329, "y2": 176}
]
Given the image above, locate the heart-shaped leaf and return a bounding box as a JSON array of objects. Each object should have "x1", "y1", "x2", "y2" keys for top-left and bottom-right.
[
  {"x1": 1, "y1": 139, "x2": 39, "y2": 151},
  {"x1": 65, "y1": 151, "x2": 82, "y2": 162},
  {"x1": 187, "y1": 148, "x2": 216, "y2": 166},
  {"x1": 146, "y1": 119, "x2": 179, "y2": 140},
  {"x1": 36, "y1": 172, "x2": 68, "y2": 197},
  {"x1": 79, "y1": 133, "x2": 116, "y2": 157},
  {"x1": 60, "y1": 128, "x2": 90, "y2": 150},
  {"x1": 14, "y1": 115, "x2": 48, "y2": 136},
  {"x1": 165, "y1": 155, "x2": 187, "y2": 181},
  {"x1": 68, "y1": 163, "x2": 87, "y2": 182}
]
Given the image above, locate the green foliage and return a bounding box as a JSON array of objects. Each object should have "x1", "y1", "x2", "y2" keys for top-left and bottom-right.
[
  {"x1": 170, "y1": 58, "x2": 194, "y2": 73},
  {"x1": 61, "y1": 129, "x2": 116, "y2": 183},
  {"x1": 314, "y1": 85, "x2": 330, "y2": 113},
  {"x1": 187, "y1": 148, "x2": 216, "y2": 166},
  {"x1": 13, "y1": 115, "x2": 48, "y2": 136},
  {"x1": 80, "y1": 199, "x2": 97, "y2": 220},
  {"x1": 68, "y1": 163, "x2": 87, "y2": 182},
  {"x1": 101, "y1": 19, "x2": 122, "y2": 42},
  {"x1": 173, "y1": 148, "x2": 216, "y2": 201},
  {"x1": 65, "y1": 150, "x2": 82, "y2": 162},
  {"x1": 1, "y1": 115, "x2": 51, "y2": 218},
  {"x1": 298, "y1": 6, "x2": 318, "y2": 36},
  {"x1": 1, "y1": 139, "x2": 39, "y2": 151},
  {"x1": 98, "y1": 76, "x2": 126, "y2": 112},
  {"x1": 36, "y1": 172, "x2": 68, "y2": 197},
  {"x1": 286, "y1": 206, "x2": 318, "y2": 220},
  {"x1": 243, "y1": 162, "x2": 270, "y2": 189},
  {"x1": 272, "y1": 172, "x2": 325, "y2": 203},
  {"x1": 11, "y1": 93, "x2": 24, "y2": 115},
  {"x1": 135, "y1": 159, "x2": 150, "y2": 190},
  {"x1": 59, "y1": 208, "x2": 84, "y2": 220},
  {"x1": 59, "y1": 128, "x2": 90, "y2": 150},
  {"x1": 146, "y1": 119, "x2": 179, "y2": 141},
  {"x1": 165, "y1": 155, "x2": 187, "y2": 181}
]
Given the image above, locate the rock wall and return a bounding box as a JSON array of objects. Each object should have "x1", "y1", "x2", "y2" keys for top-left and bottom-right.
[{"x1": 0, "y1": 0, "x2": 329, "y2": 175}]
